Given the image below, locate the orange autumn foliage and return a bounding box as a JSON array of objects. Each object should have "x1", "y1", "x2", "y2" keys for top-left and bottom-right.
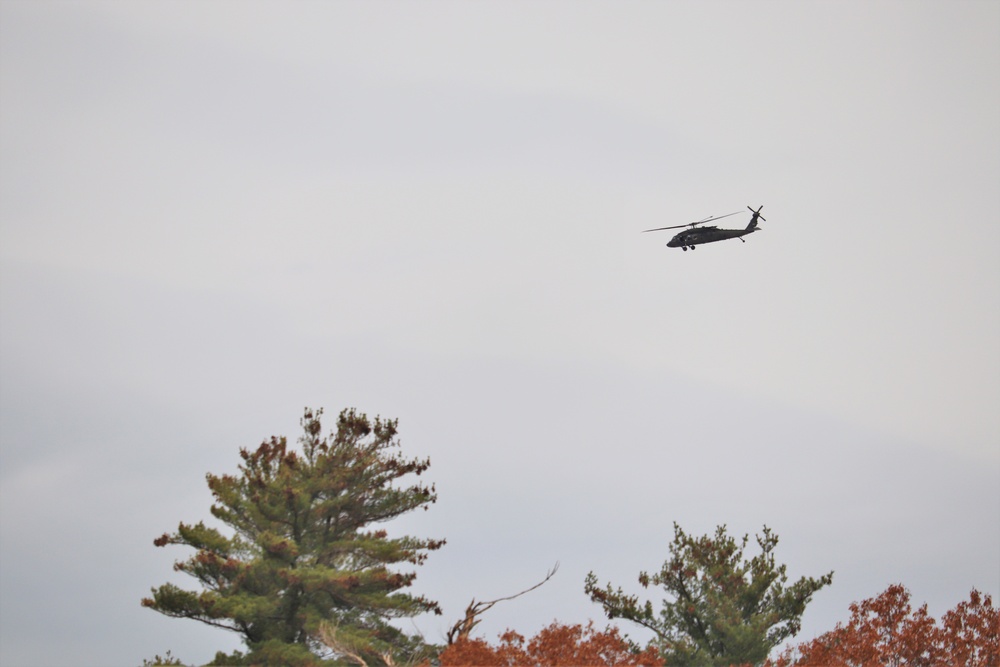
[
  {"x1": 439, "y1": 621, "x2": 664, "y2": 666},
  {"x1": 770, "y1": 584, "x2": 999, "y2": 667}
]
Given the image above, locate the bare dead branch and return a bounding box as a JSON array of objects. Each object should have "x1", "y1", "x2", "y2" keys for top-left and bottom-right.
[{"x1": 446, "y1": 562, "x2": 560, "y2": 644}]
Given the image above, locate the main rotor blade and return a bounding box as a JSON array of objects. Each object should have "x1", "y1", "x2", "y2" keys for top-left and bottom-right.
[
  {"x1": 642, "y1": 210, "x2": 742, "y2": 233},
  {"x1": 642, "y1": 222, "x2": 695, "y2": 232},
  {"x1": 701, "y1": 211, "x2": 742, "y2": 223}
]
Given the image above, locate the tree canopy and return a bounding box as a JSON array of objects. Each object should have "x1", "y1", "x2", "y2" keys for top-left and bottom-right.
[
  {"x1": 139, "y1": 410, "x2": 998, "y2": 667},
  {"x1": 585, "y1": 523, "x2": 833, "y2": 667},
  {"x1": 773, "y1": 584, "x2": 999, "y2": 667},
  {"x1": 439, "y1": 621, "x2": 664, "y2": 666},
  {"x1": 142, "y1": 408, "x2": 444, "y2": 666}
]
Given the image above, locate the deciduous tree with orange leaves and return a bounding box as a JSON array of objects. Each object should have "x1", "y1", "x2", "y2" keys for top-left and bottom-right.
[
  {"x1": 772, "y1": 584, "x2": 999, "y2": 667},
  {"x1": 439, "y1": 621, "x2": 664, "y2": 666}
]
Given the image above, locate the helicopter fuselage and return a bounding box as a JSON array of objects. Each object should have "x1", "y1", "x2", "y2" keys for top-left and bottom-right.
[{"x1": 667, "y1": 225, "x2": 760, "y2": 250}]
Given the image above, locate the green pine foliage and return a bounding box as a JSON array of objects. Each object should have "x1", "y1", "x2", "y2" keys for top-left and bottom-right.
[
  {"x1": 139, "y1": 650, "x2": 188, "y2": 666},
  {"x1": 142, "y1": 408, "x2": 445, "y2": 666},
  {"x1": 585, "y1": 523, "x2": 833, "y2": 667}
]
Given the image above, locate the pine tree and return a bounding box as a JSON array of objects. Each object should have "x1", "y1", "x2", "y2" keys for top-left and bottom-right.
[
  {"x1": 142, "y1": 408, "x2": 444, "y2": 666},
  {"x1": 585, "y1": 523, "x2": 833, "y2": 667}
]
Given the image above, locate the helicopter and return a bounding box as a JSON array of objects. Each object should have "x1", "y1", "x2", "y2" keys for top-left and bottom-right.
[{"x1": 643, "y1": 205, "x2": 765, "y2": 251}]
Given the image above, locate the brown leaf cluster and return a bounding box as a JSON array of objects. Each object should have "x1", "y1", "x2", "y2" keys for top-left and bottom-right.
[
  {"x1": 770, "y1": 585, "x2": 999, "y2": 667},
  {"x1": 439, "y1": 621, "x2": 663, "y2": 666}
]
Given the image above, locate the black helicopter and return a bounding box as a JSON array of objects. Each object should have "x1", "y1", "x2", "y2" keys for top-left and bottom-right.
[{"x1": 643, "y1": 205, "x2": 765, "y2": 251}]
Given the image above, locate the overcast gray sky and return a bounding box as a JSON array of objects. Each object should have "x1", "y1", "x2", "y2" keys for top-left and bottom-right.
[{"x1": 1, "y1": 2, "x2": 998, "y2": 665}]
